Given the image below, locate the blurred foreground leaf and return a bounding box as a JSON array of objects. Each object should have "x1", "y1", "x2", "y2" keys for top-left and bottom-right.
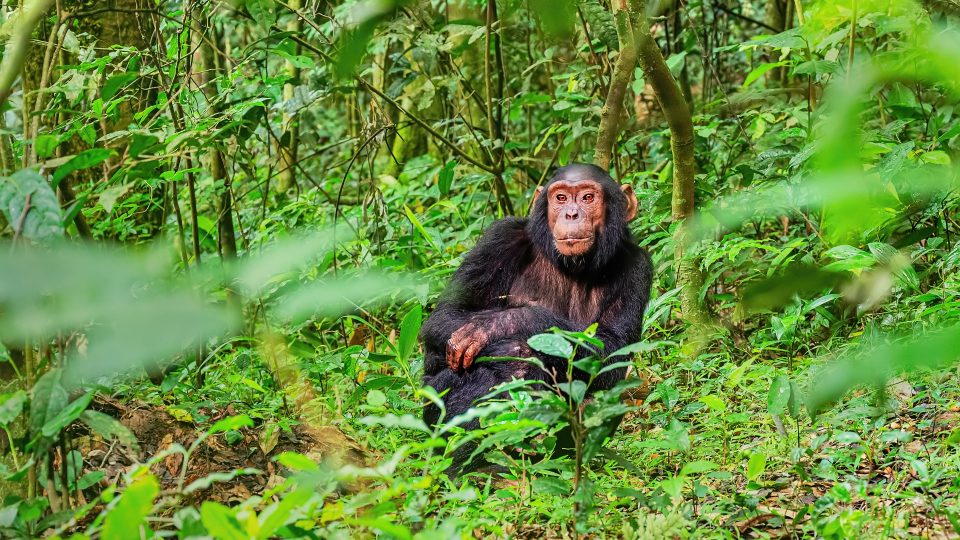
[{"x1": 806, "y1": 325, "x2": 960, "y2": 416}]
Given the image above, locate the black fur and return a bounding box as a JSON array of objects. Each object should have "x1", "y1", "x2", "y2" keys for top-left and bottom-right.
[{"x1": 420, "y1": 163, "x2": 653, "y2": 473}]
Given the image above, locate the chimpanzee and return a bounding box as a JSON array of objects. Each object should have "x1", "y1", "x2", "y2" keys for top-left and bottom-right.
[{"x1": 419, "y1": 163, "x2": 653, "y2": 473}]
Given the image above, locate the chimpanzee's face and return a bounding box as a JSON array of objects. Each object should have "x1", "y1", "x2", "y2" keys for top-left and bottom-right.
[{"x1": 543, "y1": 178, "x2": 605, "y2": 257}]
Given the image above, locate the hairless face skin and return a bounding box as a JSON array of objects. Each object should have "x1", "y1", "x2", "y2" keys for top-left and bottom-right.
[{"x1": 533, "y1": 169, "x2": 637, "y2": 257}]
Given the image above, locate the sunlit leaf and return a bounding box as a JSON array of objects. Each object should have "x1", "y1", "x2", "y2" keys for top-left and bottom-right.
[
  {"x1": 397, "y1": 304, "x2": 422, "y2": 362},
  {"x1": 102, "y1": 474, "x2": 159, "y2": 540},
  {"x1": 528, "y1": 333, "x2": 573, "y2": 358}
]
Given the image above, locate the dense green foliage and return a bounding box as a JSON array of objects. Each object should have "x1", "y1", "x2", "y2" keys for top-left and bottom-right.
[{"x1": 0, "y1": 0, "x2": 959, "y2": 538}]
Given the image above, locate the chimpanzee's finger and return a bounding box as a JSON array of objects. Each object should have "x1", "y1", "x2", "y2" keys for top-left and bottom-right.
[
  {"x1": 446, "y1": 341, "x2": 459, "y2": 371},
  {"x1": 462, "y1": 341, "x2": 482, "y2": 370}
]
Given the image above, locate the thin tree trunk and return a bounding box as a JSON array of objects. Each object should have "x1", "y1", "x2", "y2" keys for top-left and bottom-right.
[
  {"x1": 594, "y1": 0, "x2": 638, "y2": 171},
  {"x1": 630, "y1": 0, "x2": 713, "y2": 327},
  {"x1": 485, "y1": 0, "x2": 513, "y2": 215},
  {"x1": 277, "y1": 0, "x2": 301, "y2": 193},
  {"x1": 196, "y1": 10, "x2": 237, "y2": 261}
]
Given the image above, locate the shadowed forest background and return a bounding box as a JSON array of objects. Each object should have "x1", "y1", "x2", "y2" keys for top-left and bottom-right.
[{"x1": 1, "y1": 0, "x2": 960, "y2": 537}]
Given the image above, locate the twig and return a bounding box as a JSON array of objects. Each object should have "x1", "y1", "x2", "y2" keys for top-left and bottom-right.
[
  {"x1": 11, "y1": 192, "x2": 33, "y2": 248},
  {"x1": 290, "y1": 34, "x2": 497, "y2": 174},
  {"x1": 712, "y1": 2, "x2": 779, "y2": 33}
]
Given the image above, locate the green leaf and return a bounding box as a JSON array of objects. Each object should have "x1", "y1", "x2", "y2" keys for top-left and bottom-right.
[
  {"x1": 699, "y1": 394, "x2": 726, "y2": 412},
  {"x1": 559, "y1": 380, "x2": 587, "y2": 403},
  {"x1": 102, "y1": 474, "x2": 159, "y2": 540},
  {"x1": 34, "y1": 134, "x2": 58, "y2": 159},
  {"x1": 787, "y1": 380, "x2": 802, "y2": 419},
  {"x1": 41, "y1": 391, "x2": 93, "y2": 438},
  {"x1": 665, "y1": 51, "x2": 688, "y2": 78},
  {"x1": 530, "y1": 0, "x2": 576, "y2": 38},
  {"x1": 258, "y1": 488, "x2": 313, "y2": 538},
  {"x1": 438, "y1": 160, "x2": 456, "y2": 195},
  {"x1": 680, "y1": 460, "x2": 718, "y2": 477},
  {"x1": 209, "y1": 415, "x2": 253, "y2": 434},
  {"x1": 101, "y1": 73, "x2": 136, "y2": 100},
  {"x1": 742, "y1": 61, "x2": 787, "y2": 88},
  {"x1": 275, "y1": 452, "x2": 319, "y2": 472},
  {"x1": 527, "y1": 333, "x2": 573, "y2": 358},
  {"x1": 746, "y1": 452, "x2": 767, "y2": 482},
  {"x1": 246, "y1": 0, "x2": 276, "y2": 28},
  {"x1": 80, "y1": 410, "x2": 140, "y2": 452},
  {"x1": 767, "y1": 375, "x2": 791, "y2": 416},
  {"x1": 52, "y1": 148, "x2": 113, "y2": 185},
  {"x1": 403, "y1": 205, "x2": 440, "y2": 252},
  {"x1": 0, "y1": 391, "x2": 26, "y2": 425},
  {"x1": 29, "y1": 369, "x2": 68, "y2": 440},
  {"x1": 0, "y1": 169, "x2": 63, "y2": 241},
  {"x1": 532, "y1": 476, "x2": 571, "y2": 495},
  {"x1": 200, "y1": 501, "x2": 246, "y2": 540},
  {"x1": 366, "y1": 389, "x2": 387, "y2": 407},
  {"x1": 397, "y1": 304, "x2": 422, "y2": 362}
]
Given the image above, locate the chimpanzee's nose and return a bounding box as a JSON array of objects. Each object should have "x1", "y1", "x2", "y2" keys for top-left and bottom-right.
[{"x1": 565, "y1": 207, "x2": 580, "y2": 220}]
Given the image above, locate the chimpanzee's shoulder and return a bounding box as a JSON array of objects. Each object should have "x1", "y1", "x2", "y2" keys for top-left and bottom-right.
[{"x1": 473, "y1": 217, "x2": 531, "y2": 248}]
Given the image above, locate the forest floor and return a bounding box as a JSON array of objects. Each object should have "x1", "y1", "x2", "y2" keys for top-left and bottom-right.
[{"x1": 58, "y1": 359, "x2": 960, "y2": 538}]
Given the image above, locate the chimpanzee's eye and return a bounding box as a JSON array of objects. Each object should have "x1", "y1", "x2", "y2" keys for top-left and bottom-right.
[
  {"x1": 582, "y1": 193, "x2": 595, "y2": 203},
  {"x1": 556, "y1": 194, "x2": 567, "y2": 203}
]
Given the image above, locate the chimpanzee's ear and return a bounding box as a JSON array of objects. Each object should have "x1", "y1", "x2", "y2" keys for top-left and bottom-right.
[
  {"x1": 621, "y1": 184, "x2": 638, "y2": 221},
  {"x1": 530, "y1": 185, "x2": 545, "y2": 214}
]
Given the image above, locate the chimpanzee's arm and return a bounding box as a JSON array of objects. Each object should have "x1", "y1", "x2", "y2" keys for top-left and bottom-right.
[
  {"x1": 421, "y1": 218, "x2": 566, "y2": 374},
  {"x1": 585, "y1": 246, "x2": 654, "y2": 390}
]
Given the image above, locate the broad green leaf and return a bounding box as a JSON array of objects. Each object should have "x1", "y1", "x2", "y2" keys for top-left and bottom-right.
[
  {"x1": 0, "y1": 169, "x2": 63, "y2": 241},
  {"x1": 80, "y1": 410, "x2": 140, "y2": 451},
  {"x1": 527, "y1": 333, "x2": 573, "y2": 358},
  {"x1": 275, "y1": 452, "x2": 319, "y2": 472},
  {"x1": 0, "y1": 391, "x2": 26, "y2": 425},
  {"x1": 258, "y1": 488, "x2": 313, "y2": 538},
  {"x1": 41, "y1": 391, "x2": 93, "y2": 438},
  {"x1": 559, "y1": 380, "x2": 587, "y2": 404},
  {"x1": 532, "y1": 476, "x2": 571, "y2": 495},
  {"x1": 397, "y1": 304, "x2": 422, "y2": 362},
  {"x1": 246, "y1": 0, "x2": 276, "y2": 28},
  {"x1": 209, "y1": 415, "x2": 253, "y2": 434},
  {"x1": 746, "y1": 452, "x2": 767, "y2": 482},
  {"x1": 767, "y1": 375, "x2": 791, "y2": 416},
  {"x1": 806, "y1": 324, "x2": 960, "y2": 415},
  {"x1": 52, "y1": 148, "x2": 113, "y2": 185},
  {"x1": 29, "y1": 369, "x2": 68, "y2": 439},
  {"x1": 666, "y1": 51, "x2": 688, "y2": 78},
  {"x1": 102, "y1": 474, "x2": 159, "y2": 540},
  {"x1": 680, "y1": 460, "x2": 718, "y2": 477},
  {"x1": 234, "y1": 231, "x2": 339, "y2": 293},
  {"x1": 34, "y1": 134, "x2": 58, "y2": 159},
  {"x1": 101, "y1": 73, "x2": 136, "y2": 100},
  {"x1": 200, "y1": 501, "x2": 246, "y2": 540},
  {"x1": 699, "y1": 394, "x2": 726, "y2": 412}
]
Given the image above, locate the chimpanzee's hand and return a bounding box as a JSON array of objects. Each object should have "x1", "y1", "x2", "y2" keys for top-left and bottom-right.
[{"x1": 447, "y1": 323, "x2": 490, "y2": 372}]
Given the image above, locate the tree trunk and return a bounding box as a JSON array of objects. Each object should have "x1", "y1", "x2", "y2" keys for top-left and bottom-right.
[
  {"x1": 276, "y1": 0, "x2": 302, "y2": 193},
  {"x1": 630, "y1": 0, "x2": 713, "y2": 327},
  {"x1": 594, "y1": 0, "x2": 638, "y2": 171},
  {"x1": 195, "y1": 10, "x2": 238, "y2": 262}
]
